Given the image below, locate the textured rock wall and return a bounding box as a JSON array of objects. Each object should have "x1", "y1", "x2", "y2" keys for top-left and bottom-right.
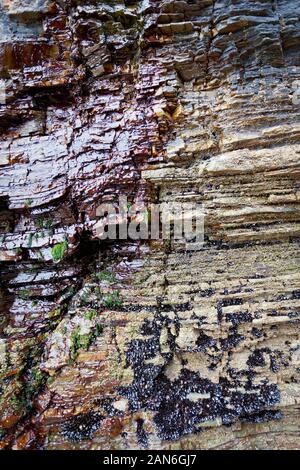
[{"x1": 0, "y1": 0, "x2": 300, "y2": 450}]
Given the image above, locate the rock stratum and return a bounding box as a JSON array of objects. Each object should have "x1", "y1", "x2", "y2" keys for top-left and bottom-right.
[{"x1": 0, "y1": 0, "x2": 300, "y2": 450}]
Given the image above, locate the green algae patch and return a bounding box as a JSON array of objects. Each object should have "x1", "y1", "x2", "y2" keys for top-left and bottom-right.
[{"x1": 51, "y1": 241, "x2": 68, "y2": 262}]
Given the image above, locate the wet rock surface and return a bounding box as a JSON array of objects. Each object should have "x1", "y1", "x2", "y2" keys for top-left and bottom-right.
[{"x1": 0, "y1": 0, "x2": 300, "y2": 450}]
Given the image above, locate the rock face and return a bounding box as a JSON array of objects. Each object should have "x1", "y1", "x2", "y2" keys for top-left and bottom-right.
[{"x1": 0, "y1": 0, "x2": 300, "y2": 450}]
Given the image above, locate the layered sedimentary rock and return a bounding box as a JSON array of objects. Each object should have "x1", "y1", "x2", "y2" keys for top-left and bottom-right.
[{"x1": 0, "y1": 0, "x2": 300, "y2": 450}]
